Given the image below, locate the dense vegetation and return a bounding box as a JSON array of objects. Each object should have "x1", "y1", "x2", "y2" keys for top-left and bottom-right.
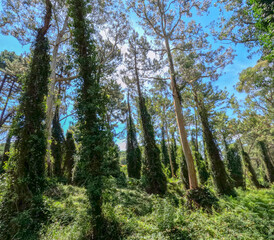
[{"x1": 0, "y1": 0, "x2": 273, "y2": 239}]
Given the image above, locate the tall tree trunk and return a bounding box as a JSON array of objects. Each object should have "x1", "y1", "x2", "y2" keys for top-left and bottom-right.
[
  {"x1": 164, "y1": 37, "x2": 198, "y2": 189},
  {"x1": 45, "y1": 15, "x2": 69, "y2": 176}
]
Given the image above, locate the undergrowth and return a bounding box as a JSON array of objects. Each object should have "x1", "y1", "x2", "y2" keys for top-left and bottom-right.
[{"x1": 0, "y1": 176, "x2": 273, "y2": 240}]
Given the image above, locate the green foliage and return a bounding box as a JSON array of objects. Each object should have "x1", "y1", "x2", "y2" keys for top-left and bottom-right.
[
  {"x1": 51, "y1": 106, "x2": 65, "y2": 178},
  {"x1": 186, "y1": 187, "x2": 219, "y2": 211},
  {"x1": 239, "y1": 145, "x2": 265, "y2": 188},
  {"x1": 198, "y1": 100, "x2": 236, "y2": 196},
  {"x1": 257, "y1": 140, "x2": 274, "y2": 183},
  {"x1": 191, "y1": 136, "x2": 209, "y2": 185},
  {"x1": 170, "y1": 134, "x2": 179, "y2": 177},
  {"x1": 0, "y1": 131, "x2": 12, "y2": 174},
  {"x1": 226, "y1": 144, "x2": 245, "y2": 188},
  {"x1": 140, "y1": 96, "x2": 167, "y2": 195},
  {"x1": 160, "y1": 127, "x2": 170, "y2": 168},
  {"x1": 179, "y1": 149, "x2": 189, "y2": 189},
  {"x1": 36, "y1": 182, "x2": 274, "y2": 240},
  {"x1": 126, "y1": 105, "x2": 142, "y2": 179},
  {"x1": 68, "y1": 0, "x2": 120, "y2": 237},
  {"x1": 249, "y1": 0, "x2": 274, "y2": 60},
  {"x1": 63, "y1": 130, "x2": 76, "y2": 183}
]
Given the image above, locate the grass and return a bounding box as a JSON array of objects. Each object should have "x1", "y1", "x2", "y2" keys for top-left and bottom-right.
[{"x1": 32, "y1": 179, "x2": 274, "y2": 240}]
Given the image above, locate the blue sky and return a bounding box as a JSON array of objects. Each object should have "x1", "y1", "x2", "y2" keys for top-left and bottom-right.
[{"x1": 0, "y1": 1, "x2": 261, "y2": 150}]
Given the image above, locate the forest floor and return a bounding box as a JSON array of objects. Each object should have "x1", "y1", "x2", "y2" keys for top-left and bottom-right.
[{"x1": 31, "y1": 178, "x2": 273, "y2": 240}]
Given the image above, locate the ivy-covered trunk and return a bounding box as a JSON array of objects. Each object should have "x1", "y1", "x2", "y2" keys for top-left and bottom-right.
[
  {"x1": 0, "y1": 1, "x2": 52, "y2": 238},
  {"x1": 180, "y1": 148, "x2": 190, "y2": 189},
  {"x1": 64, "y1": 130, "x2": 76, "y2": 183},
  {"x1": 257, "y1": 140, "x2": 274, "y2": 183},
  {"x1": 225, "y1": 143, "x2": 245, "y2": 188},
  {"x1": 191, "y1": 136, "x2": 209, "y2": 185},
  {"x1": 239, "y1": 142, "x2": 264, "y2": 188},
  {"x1": 69, "y1": 0, "x2": 111, "y2": 237},
  {"x1": 197, "y1": 99, "x2": 235, "y2": 196},
  {"x1": 135, "y1": 56, "x2": 167, "y2": 194},
  {"x1": 126, "y1": 97, "x2": 142, "y2": 179},
  {"x1": 51, "y1": 105, "x2": 64, "y2": 178}
]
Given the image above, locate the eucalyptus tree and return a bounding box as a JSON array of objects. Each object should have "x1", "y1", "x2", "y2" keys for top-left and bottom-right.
[
  {"x1": 129, "y1": 0, "x2": 214, "y2": 189},
  {"x1": 0, "y1": 1, "x2": 52, "y2": 238},
  {"x1": 174, "y1": 44, "x2": 236, "y2": 195},
  {"x1": 122, "y1": 31, "x2": 167, "y2": 194}
]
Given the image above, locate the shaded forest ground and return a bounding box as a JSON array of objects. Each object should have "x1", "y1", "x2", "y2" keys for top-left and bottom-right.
[{"x1": 1, "y1": 174, "x2": 272, "y2": 240}]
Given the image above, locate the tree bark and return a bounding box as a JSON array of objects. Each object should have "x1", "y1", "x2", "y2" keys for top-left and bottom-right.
[{"x1": 164, "y1": 37, "x2": 198, "y2": 189}]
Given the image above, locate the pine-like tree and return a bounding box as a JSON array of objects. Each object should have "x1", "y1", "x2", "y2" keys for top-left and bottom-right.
[
  {"x1": 257, "y1": 140, "x2": 274, "y2": 183},
  {"x1": 0, "y1": 1, "x2": 52, "y2": 238},
  {"x1": 64, "y1": 130, "x2": 76, "y2": 183},
  {"x1": 68, "y1": 0, "x2": 112, "y2": 237},
  {"x1": 51, "y1": 105, "x2": 65, "y2": 178},
  {"x1": 139, "y1": 95, "x2": 167, "y2": 194},
  {"x1": 126, "y1": 97, "x2": 142, "y2": 179},
  {"x1": 123, "y1": 32, "x2": 167, "y2": 194}
]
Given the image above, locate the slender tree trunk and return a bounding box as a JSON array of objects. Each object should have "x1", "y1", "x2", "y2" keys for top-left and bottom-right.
[
  {"x1": 164, "y1": 37, "x2": 198, "y2": 189},
  {"x1": 45, "y1": 15, "x2": 69, "y2": 176}
]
